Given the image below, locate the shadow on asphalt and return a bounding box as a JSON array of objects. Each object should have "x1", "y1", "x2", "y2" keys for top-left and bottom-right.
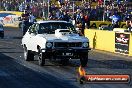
[
  {"x1": 0, "y1": 37, "x2": 22, "y2": 39},
  {"x1": 31, "y1": 59, "x2": 80, "y2": 67},
  {"x1": 88, "y1": 59, "x2": 132, "y2": 69},
  {"x1": 12, "y1": 37, "x2": 23, "y2": 39},
  {"x1": 0, "y1": 48, "x2": 23, "y2": 53},
  {"x1": 0, "y1": 48, "x2": 15, "y2": 49},
  {"x1": 0, "y1": 52, "x2": 23, "y2": 53}
]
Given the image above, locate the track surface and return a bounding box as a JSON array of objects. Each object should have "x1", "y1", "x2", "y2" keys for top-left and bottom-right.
[{"x1": 0, "y1": 27, "x2": 132, "y2": 88}]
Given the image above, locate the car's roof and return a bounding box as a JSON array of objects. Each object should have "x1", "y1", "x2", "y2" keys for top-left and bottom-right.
[{"x1": 36, "y1": 20, "x2": 68, "y2": 24}]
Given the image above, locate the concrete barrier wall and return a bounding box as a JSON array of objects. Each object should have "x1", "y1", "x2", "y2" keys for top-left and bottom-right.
[
  {"x1": 129, "y1": 33, "x2": 132, "y2": 56},
  {"x1": 0, "y1": 11, "x2": 22, "y2": 16},
  {"x1": 85, "y1": 29, "x2": 115, "y2": 53},
  {"x1": 85, "y1": 29, "x2": 132, "y2": 56},
  {"x1": 90, "y1": 21, "x2": 126, "y2": 28}
]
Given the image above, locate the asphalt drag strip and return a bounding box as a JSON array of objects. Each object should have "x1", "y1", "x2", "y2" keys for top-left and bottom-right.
[
  {"x1": 0, "y1": 53, "x2": 79, "y2": 88},
  {"x1": 0, "y1": 26, "x2": 132, "y2": 88}
]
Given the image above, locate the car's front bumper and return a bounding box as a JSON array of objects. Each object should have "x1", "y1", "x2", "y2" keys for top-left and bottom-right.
[{"x1": 42, "y1": 48, "x2": 91, "y2": 58}]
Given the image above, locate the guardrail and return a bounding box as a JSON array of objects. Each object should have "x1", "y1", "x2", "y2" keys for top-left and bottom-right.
[{"x1": 85, "y1": 29, "x2": 132, "y2": 56}]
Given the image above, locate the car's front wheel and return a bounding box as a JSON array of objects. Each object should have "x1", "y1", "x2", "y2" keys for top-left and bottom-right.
[
  {"x1": 24, "y1": 46, "x2": 34, "y2": 61},
  {"x1": 38, "y1": 48, "x2": 45, "y2": 66}
]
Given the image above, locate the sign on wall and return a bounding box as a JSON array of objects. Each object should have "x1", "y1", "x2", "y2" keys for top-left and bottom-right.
[
  {"x1": 115, "y1": 32, "x2": 130, "y2": 54},
  {"x1": 0, "y1": 12, "x2": 20, "y2": 27}
]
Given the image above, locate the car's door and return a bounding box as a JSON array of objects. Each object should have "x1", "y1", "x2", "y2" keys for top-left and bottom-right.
[
  {"x1": 30, "y1": 23, "x2": 39, "y2": 52},
  {"x1": 23, "y1": 24, "x2": 36, "y2": 51}
]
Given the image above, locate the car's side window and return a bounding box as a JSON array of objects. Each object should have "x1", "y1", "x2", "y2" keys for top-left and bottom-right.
[
  {"x1": 38, "y1": 23, "x2": 50, "y2": 34},
  {"x1": 32, "y1": 24, "x2": 36, "y2": 33},
  {"x1": 35, "y1": 24, "x2": 39, "y2": 33},
  {"x1": 29, "y1": 24, "x2": 37, "y2": 34},
  {"x1": 28, "y1": 26, "x2": 33, "y2": 33}
]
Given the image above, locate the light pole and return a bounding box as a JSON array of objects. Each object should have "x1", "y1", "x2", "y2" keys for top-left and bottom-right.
[
  {"x1": 42, "y1": 0, "x2": 45, "y2": 19},
  {"x1": 43, "y1": 0, "x2": 49, "y2": 20},
  {"x1": 0, "y1": 0, "x2": 1, "y2": 10},
  {"x1": 103, "y1": 0, "x2": 106, "y2": 22},
  {"x1": 47, "y1": 0, "x2": 49, "y2": 20},
  {"x1": 73, "y1": 1, "x2": 75, "y2": 14}
]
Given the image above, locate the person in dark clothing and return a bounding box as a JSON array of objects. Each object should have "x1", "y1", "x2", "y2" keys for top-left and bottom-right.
[
  {"x1": 21, "y1": 10, "x2": 30, "y2": 35},
  {"x1": 125, "y1": 14, "x2": 131, "y2": 28},
  {"x1": 125, "y1": 16, "x2": 132, "y2": 32},
  {"x1": 75, "y1": 10, "x2": 81, "y2": 24},
  {"x1": 22, "y1": 20, "x2": 30, "y2": 35},
  {"x1": 60, "y1": 11, "x2": 70, "y2": 22},
  {"x1": 84, "y1": 13, "x2": 90, "y2": 29},
  {"x1": 75, "y1": 11, "x2": 86, "y2": 35},
  {"x1": 76, "y1": 12, "x2": 85, "y2": 35},
  {"x1": 80, "y1": 13, "x2": 85, "y2": 35},
  {"x1": 21, "y1": 10, "x2": 30, "y2": 21}
]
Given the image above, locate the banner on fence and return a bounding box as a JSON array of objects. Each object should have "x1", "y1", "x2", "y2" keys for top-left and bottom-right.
[
  {"x1": 0, "y1": 11, "x2": 22, "y2": 27},
  {"x1": 115, "y1": 32, "x2": 130, "y2": 54}
]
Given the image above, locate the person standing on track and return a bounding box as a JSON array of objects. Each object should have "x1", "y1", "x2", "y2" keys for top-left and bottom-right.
[
  {"x1": 21, "y1": 10, "x2": 30, "y2": 35},
  {"x1": 80, "y1": 12, "x2": 85, "y2": 35},
  {"x1": 28, "y1": 12, "x2": 36, "y2": 26}
]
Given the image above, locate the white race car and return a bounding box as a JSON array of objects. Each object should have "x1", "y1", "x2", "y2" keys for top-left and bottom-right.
[{"x1": 22, "y1": 20, "x2": 90, "y2": 66}]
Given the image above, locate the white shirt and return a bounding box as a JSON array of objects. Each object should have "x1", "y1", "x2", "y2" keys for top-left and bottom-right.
[{"x1": 29, "y1": 15, "x2": 35, "y2": 23}]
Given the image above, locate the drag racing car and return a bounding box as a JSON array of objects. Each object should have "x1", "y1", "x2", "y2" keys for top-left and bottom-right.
[
  {"x1": 0, "y1": 24, "x2": 4, "y2": 38},
  {"x1": 21, "y1": 20, "x2": 90, "y2": 66}
]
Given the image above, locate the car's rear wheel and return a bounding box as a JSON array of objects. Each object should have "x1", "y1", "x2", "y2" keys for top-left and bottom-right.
[
  {"x1": 0, "y1": 33, "x2": 4, "y2": 39},
  {"x1": 79, "y1": 76, "x2": 86, "y2": 84},
  {"x1": 80, "y1": 54, "x2": 88, "y2": 67},
  {"x1": 24, "y1": 46, "x2": 34, "y2": 61},
  {"x1": 38, "y1": 48, "x2": 45, "y2": 66}
]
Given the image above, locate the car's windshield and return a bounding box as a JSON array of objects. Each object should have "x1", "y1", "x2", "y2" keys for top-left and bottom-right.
[{"x1": 38, "y1": 22, "x2": 77, "y2": 34}]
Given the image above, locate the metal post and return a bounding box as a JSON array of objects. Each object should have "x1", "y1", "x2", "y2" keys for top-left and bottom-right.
[
  {"x1": 42, "y1": 0, "x2": 45, "y2": 20},
  {"x1": 73, "y1": 1, "x2": 75, "y2": 14},
  {"x1": 103, "y1": 0, "x2": 105, "y2": 22},
  {"x1": 0, "y1": 0, "x2": 1, "y2": 10},
  {"x1": 48, "y1": 0, "x2": 49, "y2": 20}
]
